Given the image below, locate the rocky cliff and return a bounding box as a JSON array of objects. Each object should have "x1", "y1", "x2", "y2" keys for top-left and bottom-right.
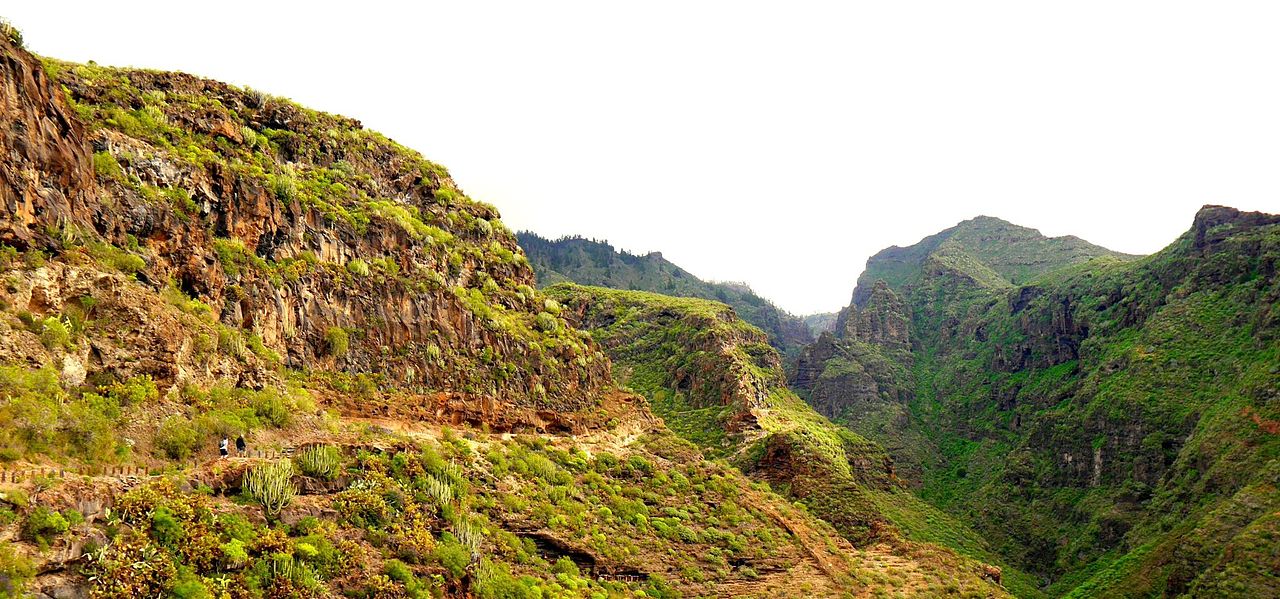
[
  {"x1": 797, "y1": 206, "x2": 1280, "y2": 596},
  {"x1": 2, "y1": 37, "x2": 613, "y2": 427}
]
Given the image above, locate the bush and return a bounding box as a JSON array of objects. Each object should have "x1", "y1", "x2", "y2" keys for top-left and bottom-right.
[
  {"x1": 551, "y1": 557, "x2": 579, "y2": 576},
  {"x1": 92, "y1": 151, "x2": 123, "y2": 180},
  {"x1": 242, "y1": 460, "x2": 296, "y2": 521},
  {"x1": 533, "y1": 312, "x2": 558, "y2": 333},
  {"x1": 105, "y1": 375, "x2": 159, "y2": 406},
  {"x1": 251, "y1": 391, "x2": 291, "y2": 428},
  {"x1": 163, "y1": 187, "x2": 198, "y2": 215},
  {"x1": 296, "y1": 445, "x2": 341, "y2": 480},
  {"x1": 0, "y1": 541, "x2": 34, "y2": 597},
  {"x1": 150, "y1": 507, "x2": 183, "y2": 548},
  {"x1": 22, "y1": 506, "x2": 69, "y2": 544},
  {"x1": 155, "y1": 417, "x2": 200, "y2": 460},
  {"x1": 346, "y1": 259, "x2": 370, "y2": 276},
  {"x1": 324, "y1": 327, "x2": 349, "y2": 358},
  {"x1": 219, "y1": 539, "x2": 248, "y2": 569},
  {"x1": 385, "y1": 558, "x2": 434, "y2": 598},
  {"x1": 431, "y1": 533, "x2": 471, "y2": 580},
  {"x1": 39, "y1": 316, "x2": 71, "y2": 350},
  {"x1": 170, "y1": 569, "x2": 212, "y2": 599},
  {"x1": 86, "y1": 240, "x2": 146, "y2": 274},
  {"x1": 246, "y1": 334, "x2": 281, "y2": 366}
]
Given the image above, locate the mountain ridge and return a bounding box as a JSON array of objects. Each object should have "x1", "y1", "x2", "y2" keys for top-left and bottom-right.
[
  {"x1": 795, "y1": 203, "x2": 1280, "y2": 596},
  {"x1": 517, "y1": 231, "x2": 815, "y2": 355}
]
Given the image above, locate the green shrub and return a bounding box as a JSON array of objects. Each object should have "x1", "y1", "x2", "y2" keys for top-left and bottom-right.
[
  {"x1": 534, "y1": 312, "x2": 558, "y2": 333},
  {"x1": 170, "y1": 568, "x2": 212, "y2": 599},
  {"x1": 22, "y1": 506, "x2": 69, "y2": 544},
  {"x1": 296, "y1": 445, "x2": 341, "y2": 480},
  {"x1": 155, "y1": 416, "x2": 200, "y2": 460},
  {"x1": 551, "y1": 556, "x2": 579, "y2": 576},
  {"x1": 220, "y1": 539, "x2": 249, "y2": 568},
  {"x1": 246, "y1": 334, "x2": 281, "y2": 366},
  {"x1": 0, "y1": 541, "x2": 34, "y2": 597},
  {"x1": 251, "y1": 391, "x2": 291, "y2": 428},
  {"x1": 626, "y1": 455, "x2": 654, "y2": 476},
  {"x1": 0, "y1": 489, "x2": 28, "y2": 509},
  {"x1": 86, "y1": 240, "x2": 145, "y2": 274},
  {"x1": 385, "y1": 558, "x2": 434, "y2": 598},
  {"x1": 324, "y1": 327, "x2": 349, "y2": 358},
  {"x1": 39, "y1": 316, "x2": 71, "y2": 350},
  {"x1": 105, "y1": 375, "x2": 159, "y2": 406},
  {"x1": 431, "y1": 533, "x2": 471, "y2": 579},
  {"x1": 151, "y1": 506, "x2": 183, "y2": 548},
  {"x1": 163, "y1": 186, "x2": 198, "y2": 215},
  {"x1": 92, "y1": 151, "x2": 123, "y2": 180},
  {"x1": 346, "y1": 259, "x2": 370, "y2": 276},
  {"x1": 475, "y1": 561, "x2": 541, "y2": 599},
  {"x1": 270, "y1": 173, "x2": 297, "y2": 202},
  {"x1": 242, "y1": 460, "x2": 296, "y2": 521}
]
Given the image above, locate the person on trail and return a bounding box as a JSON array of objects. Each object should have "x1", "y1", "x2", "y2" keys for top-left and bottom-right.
[
  {"x1": 236, "y1": 434, "x2": 246, "y2": 457},
  {"x1": 219, "y1": 437, "x2": 229, "y2": 458}
]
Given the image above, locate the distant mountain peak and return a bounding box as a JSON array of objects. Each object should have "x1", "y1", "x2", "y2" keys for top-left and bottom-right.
[{"x1": 851, "y1": 215, "x2": 1139, "y2": 306}]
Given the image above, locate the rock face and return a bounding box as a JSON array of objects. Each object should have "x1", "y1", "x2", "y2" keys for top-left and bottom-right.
[
  {"x1": 835, "y1": 280, "x2": 910, "y2": 349},
  {"x1": 0, "y1": 37, "x2": 609, "y2": 414},
  {"x1": 517, "y1": 232, "x2": 814, "y2": 355},
  {"x1": 796, "y1": 206, "x2": 1280, "y2": 595},
  {"x1": 0, "y1": 41, "x2": 96, "y2": 251}
]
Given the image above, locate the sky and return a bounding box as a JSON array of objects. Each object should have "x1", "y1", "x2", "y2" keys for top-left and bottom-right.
[{"x1": 7, "y1": 2, "x2": 1280, "y2": 314}]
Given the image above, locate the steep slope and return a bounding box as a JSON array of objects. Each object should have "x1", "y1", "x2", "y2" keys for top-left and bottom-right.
[
  {"x1": 549, "y1": 283, "x2": 1023, "y2": 596},
  {"x1": 0, "y1": 33, "x2": 906, "y2": 598},
  {"x1": 796, "y1": 207, "x2": 1280, "y2": 596},
  {"x1": 517, "y1": 232, "x2": 814, "y2": 355}
]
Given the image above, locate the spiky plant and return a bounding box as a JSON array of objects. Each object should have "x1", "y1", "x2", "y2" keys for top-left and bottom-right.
[
  {"x1": 242, "y1": 460, "x2": 297, "y2": 521},
  {"x1": 296, "y1": 445, "x2": 342, "y2": 480}
]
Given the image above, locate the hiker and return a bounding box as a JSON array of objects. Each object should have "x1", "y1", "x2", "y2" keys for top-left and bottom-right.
[
  {"x1": 235, "y1": 434, "x2": 246, "y2": 457},
  {"x1": 219, "y1": 437, "x2": 229, "y2": 459}
]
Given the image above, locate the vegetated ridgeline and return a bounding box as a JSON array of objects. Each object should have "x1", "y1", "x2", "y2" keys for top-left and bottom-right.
[
  {"x1": 793, "y1": 209, "x2": 1280, "y2": 597},
  {"x1": 517, "y1": 232, "x2": 815, "y2": 357},
  {"x1": 0, "y1": 28, "x2": 1010, "y2": 598}
]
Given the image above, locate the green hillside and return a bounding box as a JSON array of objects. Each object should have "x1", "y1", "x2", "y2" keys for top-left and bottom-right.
[{"x1": 797, "y1": 206, "x2": 1280, "y2": 596}]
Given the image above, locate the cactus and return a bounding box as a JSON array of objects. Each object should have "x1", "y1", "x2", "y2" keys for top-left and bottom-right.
[
  {"x1": 242, "y1": 460, "x2": 296, "y2": 520},
  {"x1": 423, "y1": 474, "x2": 455, "y2": 507},
  {"x1": 295, "y1": 445, "x2": 342, "y2": 480}
]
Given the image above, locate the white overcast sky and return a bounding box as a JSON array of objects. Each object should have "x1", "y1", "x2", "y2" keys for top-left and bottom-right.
[{"x1": 8, "y1": 2, "x2": 1280, "y2": 313}]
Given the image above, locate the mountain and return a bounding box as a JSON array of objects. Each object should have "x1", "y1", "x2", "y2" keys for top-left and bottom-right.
[
  {"x1": 803, "y1": 312, "x2": 839, "y2": 335},
  {"x1": 793, "y1": 207, "x2": 1280, "y2": 596},
  {"x1": 847, "y1": 215, "x2": 1139, "y2": 308},
  {"x1": 517, "y1": 232, "x2": 814, "y2": 355},
  {"x1": 0, "y1": 32, "x2": 946, "y2": 598},
  {"x1": 548, "y1": 283, "x2": 1024, "y2": 596}
]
